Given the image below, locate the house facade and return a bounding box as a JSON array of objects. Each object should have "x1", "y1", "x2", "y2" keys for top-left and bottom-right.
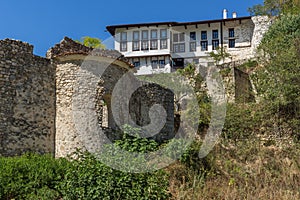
[{"x1": 106, "y1": 11, "x2": 271, "y2": 75}]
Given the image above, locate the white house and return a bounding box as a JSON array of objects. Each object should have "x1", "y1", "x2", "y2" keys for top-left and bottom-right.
[{"x1": 106, "y1": 10, "x2": 271, "y2": 75}]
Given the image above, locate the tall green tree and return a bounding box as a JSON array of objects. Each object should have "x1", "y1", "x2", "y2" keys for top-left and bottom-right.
[
  {"x1": 253, "y1": 14, "x2": 300, "y2": 137},
  {"x1": 248, "y1": 0, "x2": 300, "y2": 16},
  {"x1": 77, "y1": 36, "x2": 106, "y2": 49}
]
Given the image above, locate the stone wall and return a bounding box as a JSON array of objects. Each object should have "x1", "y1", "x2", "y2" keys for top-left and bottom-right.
[
  {"x1": 234, "y1": 67, "x2": 255, "y2": 103},
  {"x1": 220, "y1": 66, "x2": 255, "y2": 103},
  {"x1": 224, "y1": 16, "x2": 272, "y2": 63},
  {"x1": 54, "y1": 55, "x2": 175, "y2": 157},
  {"x1": 129, "y1": 82, "x2": 174, "y2": 141},
  {"x1": 0, "y1": 37, "x2": 175, "y2": 157},
  {"x1": 0, "y1": 39, "x2": 55, "y2": 156}
]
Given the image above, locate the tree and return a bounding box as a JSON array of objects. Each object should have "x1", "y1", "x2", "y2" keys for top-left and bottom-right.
[
  {"x1": 208, "y1": 47, "x2": 231, "y2": 66},
  {"x1": 248, "y1": 0, "x2": 300, "y2": 16},
  {"x1": 77, "y1": 36, "x2": 106, "y2": 49},
  {"x1": 253, "y1": 14, "x2": 300, "y2": 137}
]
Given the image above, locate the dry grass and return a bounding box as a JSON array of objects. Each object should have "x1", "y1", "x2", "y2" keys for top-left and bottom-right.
[{"x1": 167, "y1": 138, "x2": 300, "y2": 200}]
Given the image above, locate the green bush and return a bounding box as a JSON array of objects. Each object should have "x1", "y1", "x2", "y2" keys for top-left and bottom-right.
[
  {"x1": 59, "y1": 151, "x2": 170, "y2": 200},
  {"x1": 222, "y1": 103, "x2": 263, "y2": 140},
  {"x1": 0, "y1": 153, "x2": 69, "y2": 199}
]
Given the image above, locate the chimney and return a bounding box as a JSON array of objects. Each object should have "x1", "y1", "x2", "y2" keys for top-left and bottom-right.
[
  {"x1": 232, "y1": 12, "x2": 237, "y2": 18},
  {"x1": 223, "y1": 9, "x2": 228, "y2": 19}
]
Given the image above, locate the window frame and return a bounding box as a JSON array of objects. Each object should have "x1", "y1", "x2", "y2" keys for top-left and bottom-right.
[
  {"x1": 160, "y1": 29, "x2": 167, "y2": 39},
  {"x1": 190, "y1": 41, "x2": 196, "y2": 52},
  {"x1": 212, "y1": 30, "x2": 219, "y2": 39},
  {"x1": 190, "y1": 32, "x2": 196, "y2": 41},
  {"x1": 229, "y1": 39, "x2": 235, "y2": 48},
  {"x1": 151, "y1": 57, "x2": 158, "y2": 69},
  {"x1": 228, "y1": 28, "x2": 235, "y2": 38},
  {"x1": 212, "y1": 39, "x2": 219, "y2": 50},
  {"x1": 201, "y1": 31, "x2": 207, "y2": 40},
  {"x1": 160, "y1": 39, "x2": 168, "y2": 49},
  {"x1": 158, "y1": 59, "x2": 165, "y2": 68},
  {"x1": 200, "y1": 41, "x2": 208, "y2": 51},
  {"x1": 120, "y1": 32, "x2": 127, "y2": 52}
]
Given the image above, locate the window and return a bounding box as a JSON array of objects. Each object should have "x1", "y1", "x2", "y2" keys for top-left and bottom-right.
[
  {"x1": 133, "y1": 31, "x2": 139, "y2": 40},
  {"x1": 190, "y1": 42, "x2": 196, "y2": 52},
  {"x1": 141, "y1": 41, "x2": 149, "y2": 50},
  {"x1": 173, "y1": 33, "x2": 185, "y2": 42},
  {"x1": 229, "y1": 28, "x2": 234, "y2": 38},
  {"x1": 151, "y1": 30, "x2": 158, "y2": 39},
  {"x1": 133, "y1": 61, "x2": 140, "y2": 68},
  {"x1": 229, "y1": 39, "x2": 235, "y2": 48},
  {"x1": 160, "y1": 39, "x2": 168, "y2": 49},
  {"x1": 151, "y1": 59, "x2": 158, "y2": 69},
  {"x1": 228, "y1": 28, "x2": 235, "y2": 48},
  {"x1": 212, "y1": 30, "x2": 219, "y2": 39},
  {"x1": 160, "y1": 40, "x2": 167, "y2": 49},
  {"x1": 173, "y1": 33, "x2": 185, "y2": 53},
  {"x1": 159, "y1": 60, "x2": 165, "y2": 68},
  {"x1": 120, "y1": 32, "x2": 127, "y2": 52},
  {"x1": 212, "y1": 40, "x2": 219, "y2": 50},
  {"x1": 160, "y1": 29, "x2": 167, "y2": 39},
  {"x1": 121, "y1": 32, "x2": 127, "y2": 41},
  {"x1": 200, "y1": 41, "x2": 208, "y2": 51},
  {"x1": 201, "y1": 31, "x2": 208, "y2": 51},
  {"x1": 132, "y1": 31, "x2": 140, "y2": 51},
  {"x1": 133, "y1": 41, "x2": 140, "y2": 51},
  {"x1": 190, "y1": 32, "x2": 196, "y2": 41},
  {"x1": 151, "y1": 40, "x2": 158, "y2": 50},
  {"x1": 141, "y1": 31, "x2": 149, "y2": 50},
  {"x1": 172, "y1": 58, "x2": 184, "y2": 68},
  {"x1": 201, "y1": 31, "x2": 207, "y2": 40},
  {"x1": 150, "y1": 30, "x2": 158, "y2": 50},
  {"x1": 173, "y1": 43, "x2": 185, "y2": 53},
  {"x1": 160, "y1": 29, "x2": 168, "y2": 49},
  {"x1": 142, "y1": 30, "x2": 148, "y2": 40}
]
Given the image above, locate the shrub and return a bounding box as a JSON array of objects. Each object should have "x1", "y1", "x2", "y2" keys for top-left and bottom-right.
[
  {"x1": 59, "y1": 151, "x2": 170, "y2": 200},
  {"x1": 0, "y1": 153, "x2": 69, "y2": 199}
]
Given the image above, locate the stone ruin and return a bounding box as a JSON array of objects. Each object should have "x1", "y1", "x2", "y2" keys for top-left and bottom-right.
[{"x1": 0, "y1": 37, "x2": 175, "y2": 157}]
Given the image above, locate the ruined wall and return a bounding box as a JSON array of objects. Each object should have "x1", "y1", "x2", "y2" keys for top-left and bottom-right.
[
  {"x1": 0, "y1": 39, "x2": 55, "y2": 156},
  {"x1": 234, "y1": 67, "x2": 255, "y2": 103},
  {"x1": 54, "y1": 56, "x2": 175, "y2": 157},
  {"x1": 220, "y1": 66, "x2": 255, "y2": 103},
  {"x1": 129, "y1": 83, "x2": 174, "y2": 141},
  {"x1": 54, "y1": 57, "x2": 131, "y2": 157}
]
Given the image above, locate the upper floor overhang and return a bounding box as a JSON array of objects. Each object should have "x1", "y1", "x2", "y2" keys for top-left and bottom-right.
[{"x1": 106, "y1": 16, "x2": 252, "y2": 36}]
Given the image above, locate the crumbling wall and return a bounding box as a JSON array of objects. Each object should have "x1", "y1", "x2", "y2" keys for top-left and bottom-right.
[
  {"x1": 0, "y1": 39, "x2": 55, "y2": 156},
  {"x1": 234, "y1": 67, "x2": 255, "y2": 103},
  {"x1": 50, "y1": 37, "x2": 175, "y2": 157},
  {"x1": 129, "y1": 83, "x2": 175, "y2": 141}
]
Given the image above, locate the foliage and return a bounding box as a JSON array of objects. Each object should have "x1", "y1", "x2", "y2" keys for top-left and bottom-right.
[
  {"x1": 60, "y1": 151, "x2": 170, "y2": 200},
  {"x1": 222, "y1": 103, "x2": 264, "y2": 140},
  {"x1": 0, "y1": 153, "x2": 69, "y2": 200},
  {"x1": 0, "y1": 141, "x2": 169, "y2": 200},
  {"x1": 60, "y1": 125, "x2": 169, "y2": 199},
  {"x1": 208, "y1": 47, "x2": 231, "y2": 65},
  {"x1": 77, "y1": 36, "x2": 106, "y2": 49},
  {"x1": 253, "y1": 14, "x2": 300, "y2": 138},
  {"x1": 114, "y1": 125, "x2": 159, "y2": 153},
  {"x1": 248, "y1": 0, "x2": 300, "y2": 16},
  {"x1": 236, "y1": 59, "x2": 258, "y2": 72},
  {"x1": 177, "y1": 63, "x2": 211, "y2": 132}
]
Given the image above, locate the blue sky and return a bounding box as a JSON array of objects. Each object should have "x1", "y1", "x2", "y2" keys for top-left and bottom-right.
[{"x1": 0, "y1": 0, "x2": 263, "y2": 56}]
